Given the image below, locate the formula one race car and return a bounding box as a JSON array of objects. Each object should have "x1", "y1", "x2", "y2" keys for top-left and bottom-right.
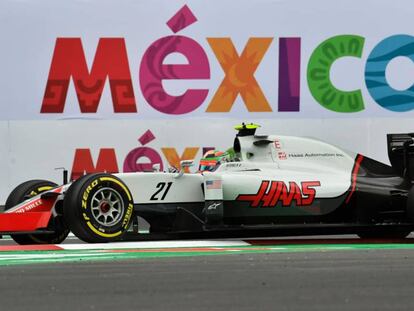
[{"x1": 2, "y1": 124, "x2": 414, "y2": 245}]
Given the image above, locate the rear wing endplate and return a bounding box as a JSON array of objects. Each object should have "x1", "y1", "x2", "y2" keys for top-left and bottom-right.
[{"x1": 387, "y1": 133, "x2": 414, "y2": 180}]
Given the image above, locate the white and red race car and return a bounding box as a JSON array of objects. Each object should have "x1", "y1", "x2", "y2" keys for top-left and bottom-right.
[{"x1": 1, "y1": 124, "x2": 414, "y2": 244}]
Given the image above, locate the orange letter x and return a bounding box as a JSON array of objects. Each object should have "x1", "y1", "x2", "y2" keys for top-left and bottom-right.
[{"x1": 206, "y1": 38, "x2": 273, "y2": 112}]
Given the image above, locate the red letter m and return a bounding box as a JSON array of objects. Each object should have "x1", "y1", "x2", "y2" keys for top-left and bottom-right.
[
  {"x1": 71, "y1": 148, "x2": 119, "y2": 181},
  {"x1": 42, "y1": 38, "x2": 136, "y2": 113}
]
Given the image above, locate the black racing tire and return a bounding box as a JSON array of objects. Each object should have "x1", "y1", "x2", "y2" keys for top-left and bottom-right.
[
  {"x1": 63, "y1": 173, "x2": 134, "y2": 243},
  {"x1": 4, "y1": 180, "x2": 70, "y2": 245},
  {"x1": 357, "y1": 229, "x2": 411, "y2": 239}
]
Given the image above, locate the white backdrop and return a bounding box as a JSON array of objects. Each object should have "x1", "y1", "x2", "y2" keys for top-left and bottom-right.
[{"x1": 0, "y1": 0, "x2": 413, "y2": 203}]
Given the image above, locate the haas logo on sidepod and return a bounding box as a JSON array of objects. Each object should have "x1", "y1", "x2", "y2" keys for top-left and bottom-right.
[{"x1": 236, "y1": 180, "x2": 321, "y2": 208}]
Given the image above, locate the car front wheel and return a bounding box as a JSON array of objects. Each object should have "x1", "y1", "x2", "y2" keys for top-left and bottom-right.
[{"x1": 63, "y1": 173, "x2": 134, "y2": 243}]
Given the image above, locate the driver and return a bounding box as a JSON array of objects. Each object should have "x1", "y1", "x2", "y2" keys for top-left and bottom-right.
[{"x1": 198, "y1": 149, "x2": 234, "y2": 172}]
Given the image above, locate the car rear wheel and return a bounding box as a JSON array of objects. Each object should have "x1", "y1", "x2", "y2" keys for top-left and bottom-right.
[
  {"x1": 63, "y1": 173, "x2": 134, "y2": 243},
  {"x1": 4, "y1": 180, "x2": 70, "y2": 245}
]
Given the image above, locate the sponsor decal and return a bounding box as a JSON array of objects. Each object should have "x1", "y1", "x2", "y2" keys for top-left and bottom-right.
[
  {"x1": 288, "y1": 153, "x2": 344, "y2": 158},
  {"x1": 39, "y1": 5, "x2": 414, "y2": 117},
  {"x1": 207, "y1": 202, "x2": 221, "y2": 210},
  {"x1": 278, "y1": 152, "x2": 287, "y2": 160},
  {"x1": 122, "y1": 203, "x2": 134, "y2": 229},
  {"x1": 15, "y1": 199, "x2": 43, "y2": 213},
  {"x1": 226, "y1": 163, "x2": 242, "y2": 168},
  {"x1": 274, "y1": 140, "x2": 282, "y2": 150},
  {"x1": 82, "y1": 179, "x2": 99, "y2": 210},
  {"x1": 236, "y1": 180, "x2": 321, "y2": 208}
]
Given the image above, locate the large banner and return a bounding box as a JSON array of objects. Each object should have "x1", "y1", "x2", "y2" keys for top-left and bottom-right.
[{"x1": 0, "y1": 0, "x2": 413, "y2": 202}]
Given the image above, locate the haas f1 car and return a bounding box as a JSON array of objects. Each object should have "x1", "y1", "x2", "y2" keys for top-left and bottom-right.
[{"x1": 2, "y1": 124, "x2": 414, "y2": 245}]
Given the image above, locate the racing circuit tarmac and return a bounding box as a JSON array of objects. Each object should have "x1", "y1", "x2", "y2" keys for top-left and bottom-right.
[{"x1": 1, "y1": 235, "x2": 414, "y2": 310}]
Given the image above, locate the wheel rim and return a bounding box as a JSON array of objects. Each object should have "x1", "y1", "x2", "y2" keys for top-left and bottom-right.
[{"x1": 90, "y1": 187, "x2": 125, "y2": 227}]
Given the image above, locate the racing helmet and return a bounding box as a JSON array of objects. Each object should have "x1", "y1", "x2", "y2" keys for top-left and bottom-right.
[{"x1": 198, "y1": 150, "x2": 230, "y2": 172}]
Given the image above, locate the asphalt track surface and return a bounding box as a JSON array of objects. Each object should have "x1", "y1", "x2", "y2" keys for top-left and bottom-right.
[{"x1": 1, "y1": 235, "x2": 414, "y2": 310}]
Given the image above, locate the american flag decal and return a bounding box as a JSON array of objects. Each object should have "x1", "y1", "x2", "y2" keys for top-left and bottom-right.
[{"x1": 206, "y1": 180, "x2": 222, "y2": 189}]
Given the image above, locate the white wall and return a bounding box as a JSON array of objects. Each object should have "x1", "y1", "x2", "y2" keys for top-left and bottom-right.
[{"x1": 0, "y1": 0, "x2": 413, "y2": 202}]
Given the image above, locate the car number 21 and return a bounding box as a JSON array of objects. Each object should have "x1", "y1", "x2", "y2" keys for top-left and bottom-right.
[{"x1": 150, "y1": 182, "x2": 173, "y2": 201}]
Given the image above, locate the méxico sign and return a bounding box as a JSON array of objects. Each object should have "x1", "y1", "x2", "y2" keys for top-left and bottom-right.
[{"x1": 39, "y1": 5, "x2": 414, "y2": 117}]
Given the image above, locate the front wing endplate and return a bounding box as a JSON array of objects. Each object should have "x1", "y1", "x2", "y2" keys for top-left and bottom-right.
[{"x1": 0, "y1": 212, "x2": 52, "y2": 232}]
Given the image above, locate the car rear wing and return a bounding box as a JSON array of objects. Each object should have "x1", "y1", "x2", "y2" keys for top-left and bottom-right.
[{"x1": 387, "y1": 133, "x2": 414, "y2": 180}]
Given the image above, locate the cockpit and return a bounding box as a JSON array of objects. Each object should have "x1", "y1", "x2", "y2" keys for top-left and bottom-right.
[{"x1": 198, "y1": 150, "x2": 232, "y2": 172}]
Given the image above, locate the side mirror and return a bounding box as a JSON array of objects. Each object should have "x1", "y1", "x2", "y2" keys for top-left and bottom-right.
[
  {"x1": 180, "y1": 160, "x2": 194, "y2": 168},
  {"x1": 175, "y1": 160, "x2": 194, "y2": 178}
]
